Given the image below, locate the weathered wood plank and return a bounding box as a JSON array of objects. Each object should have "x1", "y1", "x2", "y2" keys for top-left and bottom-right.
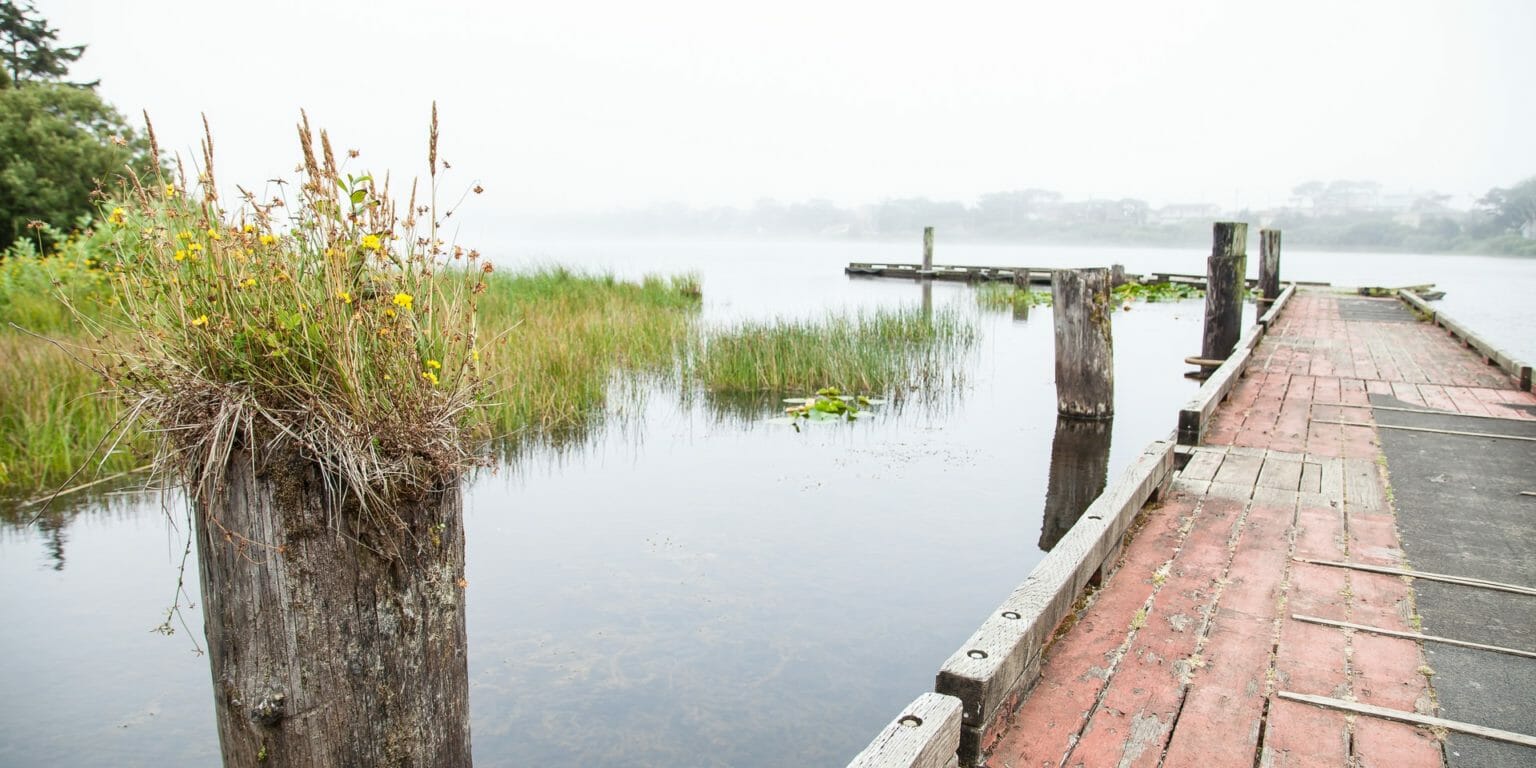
[
  {"x1": 1277, "y1": 691, "x2": 1536, "y2": 748},
  {"x1": 1178, "y1": 345, "x2": 1254, "y2": 445},
  {"x1": 935, "y1": 442, "x2": 1174, "y2": 765},
  {"x1": 847, "y1": 693, "x2": 963, "y2": 768},
  {"x1": 1292, "y1": 614, "x2": 1536, "y2": 659},
  {"x1": 1256, "y1": 457, "x2": 1304, "y2": 491},
  {"x1": 1342, "y1": 457, "x2": 1385, "y2": 513},
  {"x1": 1300, "y1": 461, "x2": 1323, "y2": 493},
  {"x1": 1258, "y1": 283, "x2": 1296, "y2": 329},
  {"x1": 1180, "y1": 448, "x2": 1226, "y2": 482}
]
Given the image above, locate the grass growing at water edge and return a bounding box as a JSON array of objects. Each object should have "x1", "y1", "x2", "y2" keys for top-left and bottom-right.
[{"x1": 689, "y1": 306, "x2": 975, "y2": 395}]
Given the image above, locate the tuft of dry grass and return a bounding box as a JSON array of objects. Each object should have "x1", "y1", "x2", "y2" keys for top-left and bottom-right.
[{"x1": 93, "y1": 108, "x2": 489, "y2": 514}]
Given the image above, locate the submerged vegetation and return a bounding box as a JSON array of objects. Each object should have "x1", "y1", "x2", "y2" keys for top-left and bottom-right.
[
  {"x1": 975, "y1": 279, "x2": 1202, "y2": 316},
  {"x1": 975, "y1": 282, "x2": 1052, "y2": 312}
]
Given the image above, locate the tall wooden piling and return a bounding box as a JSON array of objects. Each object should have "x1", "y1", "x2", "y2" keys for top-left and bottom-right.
[
  {"x1": 921, "y1": 227, "x2": 935, "y2": 273},
  {"x1": 1052, "y1": 268, "x2": 1114, "y2": 419},
  {"x1": 1258, "y1": 228, "x2": 1281, "y2": 306},
  {"x1": 1202, "y1": 222, "x2": 1248, "y2": 367}
]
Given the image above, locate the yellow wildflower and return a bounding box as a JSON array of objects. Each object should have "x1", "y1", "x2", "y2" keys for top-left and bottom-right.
[
  {"x1": 378, "y1": 327, "x2": 391, "y2": 337},
  {"x1": 337, "y1": 291, "x2": 353, "y2": 304},
  {"x1": 392, "y1": 292, "x2": 413, "y2": 311},
  {"x1": 177, "y1": 230, "x2": 193, "y2": 241},
  {"x1": 164, "y1": 184, "x2": 177, "y2": 198},
  {"x1": 425, "y1": 359, "x2": 442, "y2": 370},
  {"x1": 174, "y1": 250, "x2": 187, "y2": 261},
  {"x1": 188, "y1": 242, "x2": 203, "y2": 253},
  {"x1": 362, "y1": 234, "x2": 382, "y2": 252},
  {"x1": 421, "y1": 370, "x2": 439, "y2": 386},
  {"x1": 384, "y1": 308, "x2": 396, "y2": 319},
  {"x1": 259, "y1": 234, "x2": 277, "y2": 246},
  {"x1": 471, "y1": 348, "x2": 480, "y2": 363},
  {"x1": 242, "y1": 224, "x2": 255, "y2": 233},
  {"x1": 190, "y1": 315, "x2": 209, "y2": 327},
  {"x1": 206, "y1": 227, "x2": 221, "y2": 240},
  {"x1": 239, "y1": 278, "x2": 257, "y2": 288},
  {"x1": 108, "y1": 207, "x2": 127, "y2": 225}
]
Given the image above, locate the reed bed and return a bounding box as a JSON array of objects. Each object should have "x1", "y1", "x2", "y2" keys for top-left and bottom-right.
[
  {"x1": 475, "y1": 267, "x2": 699, "y2": 446},
  {"x1": 688, "y1": 306, "x2": 976, "y2": 395}
]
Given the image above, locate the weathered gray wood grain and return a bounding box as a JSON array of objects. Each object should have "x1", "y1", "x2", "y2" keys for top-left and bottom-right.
[
  {"x1": 1178, "y1": 345, "x2": 1253, "y2": 445},
  {"x1": 846, "y1": 693, "x2": 962, "y2": 768},
  {"x1": 1052, "y1": 268, "x2": 1115, "y2": 419},
  {"x1": 197, "y1": 448, "x2": 471, "y2": 766}
]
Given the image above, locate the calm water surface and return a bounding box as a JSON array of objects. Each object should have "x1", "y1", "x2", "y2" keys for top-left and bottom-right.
[{"x1": 2, "y1": 241, "x2": 1531, "y2": 766}]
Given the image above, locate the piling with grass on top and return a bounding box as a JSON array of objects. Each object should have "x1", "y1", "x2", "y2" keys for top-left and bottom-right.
[{"x1": 99, "y1": 109, "x2": 479, "y2": 767}]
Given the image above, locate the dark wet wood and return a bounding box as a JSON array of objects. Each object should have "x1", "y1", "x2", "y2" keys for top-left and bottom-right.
[
  {"x1": 196, "y1": 448, "x2": 471, "y2": 766},
  {"x1": 1258, "y1": 228, "x2": 1281, "y2": 305},
  {"x1": 1202, "y1": 222, "x2": 1248, "y2": 364}
]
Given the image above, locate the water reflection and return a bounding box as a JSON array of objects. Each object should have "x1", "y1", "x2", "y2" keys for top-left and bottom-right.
[{"x1": 1039, "y1": 416, "x2": 1113, "y2": 551}]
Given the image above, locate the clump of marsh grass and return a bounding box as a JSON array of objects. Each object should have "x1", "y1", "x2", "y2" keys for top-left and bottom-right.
[
  {"x1": 475, "y1": 267, "x2": 700, "y2": 447},
  {"x1": 689, "y1": 306, "x2": 975, "y2": 395},
  {"x1": 975, "y1": 282, "x2": 1051, "y2": 313},
  {"x1": 94, "y1": 108, "x2": 489, "y2": 515}
]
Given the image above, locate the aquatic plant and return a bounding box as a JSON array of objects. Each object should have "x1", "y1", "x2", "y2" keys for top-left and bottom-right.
[
  {"x1": 1112, "y1": 280, "x2": 1203, "y2": 303},
  {"x1": 975, "y1": 282, "x2": 1052, "y2": 312},
  {"x1": 689, "y1": 306, "x2": 975, "y2": 396}
]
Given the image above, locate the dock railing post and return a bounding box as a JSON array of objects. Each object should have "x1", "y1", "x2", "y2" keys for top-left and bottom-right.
[
  {"x1": 1258, "y1": 228, "x2": 1281, "y2": 308},
  {"x1": 921, "y1": 226, "x2": 935, "y2": 275},
  {"x1": 1201, "y1": 222, "x2": 1248, "y2": 370},
  {"x1": 1052, "y1": 268, "x2": 1114, "y2": 419}
]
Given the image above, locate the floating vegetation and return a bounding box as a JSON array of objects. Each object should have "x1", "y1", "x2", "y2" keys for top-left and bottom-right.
[
  {"x1": 776, "y1": 387, "x2": 887, "y2": 427},
  {"x1": 689, "y1": 306, "x2": 976, "y2": 397},
  {"x1": 975, "y1": 282, "x2": 1051, "y2": 312},
  {"x1": 1112, "y1": 281, "x2": 1203, "y2": 303}
]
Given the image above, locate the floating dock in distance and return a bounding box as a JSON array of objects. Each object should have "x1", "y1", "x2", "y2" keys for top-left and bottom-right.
[
  {"x1": 845, "y1": 262, "x2": 1063, "y2": 283},
  {"x1": 845, "y1": 263, "x2": 1337, "y2": 291}
]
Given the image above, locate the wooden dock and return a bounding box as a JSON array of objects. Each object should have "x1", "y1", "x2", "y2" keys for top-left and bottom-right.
[
  {"x1": 849, "y1": 288, "x2": 1536, "y2": 768},
  {"x1": 845, "y1": 262, "x2": 1334, "y2": 291},
  {"x1": 845, "y1": 262, "x2": 1064, "y2": 284}
]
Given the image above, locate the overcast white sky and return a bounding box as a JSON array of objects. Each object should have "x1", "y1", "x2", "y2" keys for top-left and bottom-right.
[{"x1": 38, "y1": 0, "x2": 1536, "y2": 217}]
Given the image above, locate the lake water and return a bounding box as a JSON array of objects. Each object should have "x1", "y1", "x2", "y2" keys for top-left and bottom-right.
[{"x1": 2, "y1": 241, "x2": 1532, "y2": 766}]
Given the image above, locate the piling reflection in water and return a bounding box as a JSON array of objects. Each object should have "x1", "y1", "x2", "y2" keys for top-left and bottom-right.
[{"x1": 1039, "y1": 416, "x2": 1113, "y2": 551}]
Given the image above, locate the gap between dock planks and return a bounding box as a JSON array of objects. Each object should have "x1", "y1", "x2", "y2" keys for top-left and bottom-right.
[{"x1": 1277, "y1": 692, "x2": 1536, "y2": 749}]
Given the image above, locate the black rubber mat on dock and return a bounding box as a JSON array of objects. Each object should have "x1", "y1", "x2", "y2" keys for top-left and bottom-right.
[
  {"x1": 1371, "y1": 395, "x2": 1536, "y2": 767},
  {"x1": 1337, "y1": 297, "x2": 1416, "y2": 323}
]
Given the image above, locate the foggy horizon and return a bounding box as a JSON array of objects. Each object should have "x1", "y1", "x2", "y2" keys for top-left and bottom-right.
[{"x1": 37, "y1": 0, "x2": 1536, "y2": 224}]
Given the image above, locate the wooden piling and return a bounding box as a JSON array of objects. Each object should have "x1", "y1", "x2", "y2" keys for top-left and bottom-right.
[
  {"x1": 1110, "y1": 264, "x2": 1126, "y2": 288},
  {"x1": 1201, "y1": 222, "x2": 1248, "y2": 366},
  {"x1": 1052, "y1": 268, "x2": 1114, "y2": 419},
  {"x1": 1258, "y1": 229, "x2": 1281, "y2": 306},
  {"x1": 921, "y1": 227, "x2": 935, "y2": 274}
]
